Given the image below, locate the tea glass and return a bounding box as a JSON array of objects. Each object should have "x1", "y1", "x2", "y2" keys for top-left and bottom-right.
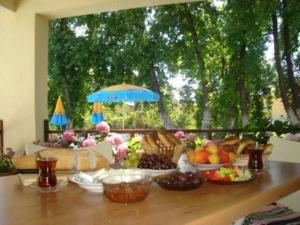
[
  {"x1": 37, "y1": 157, "x2": 57, "y2": 188},
  {"x1": 248, "y1": 145, "x2": 264, "y2": 174}
]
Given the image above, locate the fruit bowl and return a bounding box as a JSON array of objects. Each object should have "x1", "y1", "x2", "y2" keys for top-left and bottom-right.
[
  {"x1": 155, "y1": 172, "x2": 202, "y2": 191},
  {"x1": 139, "y1": 168, "x2": 176, "y2": 177},
  {"x1": 101, "y1": 174, "x2": 152, "y2": 203},
  {"x1": 193, "y1": 163, "x2": 229, "y2": 171}
]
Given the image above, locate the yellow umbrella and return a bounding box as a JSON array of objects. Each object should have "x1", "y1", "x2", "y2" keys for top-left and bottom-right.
[
  {"x1": 50, "y1": 96, "x2": 68, "y2": 126},
  {"x1": 91, "y1": 102, "x2": 104, "y2": 124}
]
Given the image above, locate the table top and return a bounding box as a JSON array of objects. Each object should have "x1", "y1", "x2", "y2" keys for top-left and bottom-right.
[{"x1": 1, "y1": 161, "x2": 300, "y2": 225}]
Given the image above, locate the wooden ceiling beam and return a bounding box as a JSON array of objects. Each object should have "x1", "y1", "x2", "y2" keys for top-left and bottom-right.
[{"x1": 0, "y1": 0, "x2": 16, "y2": 12}]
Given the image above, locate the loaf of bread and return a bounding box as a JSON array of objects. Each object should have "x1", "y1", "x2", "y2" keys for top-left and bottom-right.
[
  {"x1": 172, "y1": 144, "x2": 185, "y2": 163},
  {"x1": 12, "y1": 148, "x2": 110, "y2": 171},
  {"x1": 11, "y1": 153, "x2": 37, "y2": 169},
  {"x1": 39, "y1": 148, "x2": 75, "y2": 170},
  {"x1": 263, "y1": 144, "x2": 273, "y2": 155},
  {"x1": 220, "y1": 144, "x2": 237, "y2": 153},
  {"x1": 140, "y1": 131, "x2": 184, "y2": 162},
  {"x1": 236, "y1": 139, "x2": 255, "y2": 155},
  {"x1": 157, "y1": 130, "x2": 173, "y2": 147},
  {"x1": 220, "y1": 136, "x2": 241, "y2": 146},
  {"x1": 140, "y1": 137, "x2": 152, "y2": 154},
  {"x1": 167, "y1": 133, "x2": 181, "y2": 145},
  {"x1": 75, "y1": 150, "x2": 89, "y2": 171},
  {"x1": 145, "y1": 133, "x2": 159, "y2": 150}
]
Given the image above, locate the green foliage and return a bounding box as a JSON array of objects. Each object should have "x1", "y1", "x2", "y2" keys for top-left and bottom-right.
[
  {"x1": 267, "y1": 120, "x2": 300, "y2": 136},
  {"x1": 124, "y1": 137, "x2": 142, "y2": 168},
  {"x1": 128, "y1": 137, "x2": 142, "y2": 153},
  {"x1": 0, "y1": 154, "x2": 15, "y2": 173},
  {"x1": 48, "y1": 1, "x2": 294, "y2": 131}
]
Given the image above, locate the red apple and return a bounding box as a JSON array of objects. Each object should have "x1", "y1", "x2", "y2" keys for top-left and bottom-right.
[{"x1": 218, "y1": 149, "x2": 230, "y2": 164}]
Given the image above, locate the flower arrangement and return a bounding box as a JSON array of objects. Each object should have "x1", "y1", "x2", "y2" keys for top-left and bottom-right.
[
  {"x1": 174, "y1": 131, "x2": 205, "y2": 150},
  {"x1": 47, "y1": 121, "x2": 112, "y2": 149},
  {"x1": 0, "y1": 152, "x2": 15, "y2": 173}
]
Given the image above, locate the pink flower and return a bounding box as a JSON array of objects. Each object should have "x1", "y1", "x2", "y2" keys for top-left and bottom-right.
[
  {"x1": 96, "y1": 121, "x2": 110, "y2": 134},
  {"x1": 63, "y1": 130, "x2": 75, "y2": 143},
  {"x1": 104, "y1": 136, "x2": 113, "y2": 144},
  {"x1": 203, "y1": 139, "x2": 214, "y2": 146},
  {"x1": 112, "y1": 135, "x2": 124, "y2": 145},
  {"x1": 82, "y1": 138, "x2": 96, "y2": 147},
  {"x1": 49, "y1": 134, "x2": 58, "y2": 143},
  {"x1": 175, "y1": 131, "x2": 184, "y2": 139},
  {"x1": 116, "y1": 143, "x2": 128, "y2": 159},
  {"x1": 187, "y1": 133, "x2": 195, "y2": 142}
]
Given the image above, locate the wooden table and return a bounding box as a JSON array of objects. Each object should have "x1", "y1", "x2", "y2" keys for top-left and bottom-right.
[{"x1": 1, "y1": 161, "x2": 300, "y2": 225}]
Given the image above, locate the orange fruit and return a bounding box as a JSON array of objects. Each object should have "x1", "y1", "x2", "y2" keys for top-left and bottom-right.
[
  {"x1": 195, "y1": 146, "x2": 205, "y2": 152},
  {"x1": 186, "y1": 151, "x2": 195, "y2": 164},
  {"x1": 195, "y1": 150, "x2": 209, "y2": 164}
]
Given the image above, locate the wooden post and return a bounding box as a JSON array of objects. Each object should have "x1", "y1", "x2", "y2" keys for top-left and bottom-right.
[
  {"x1": 0, "y1": 120, "x2": 3, "y2": 153},
  {"x1": 44, "y1": 119, "x2": 49, "y2": 143},
  {"x1": 207, "y1": 132, "x2": 212, "y2": 140}
]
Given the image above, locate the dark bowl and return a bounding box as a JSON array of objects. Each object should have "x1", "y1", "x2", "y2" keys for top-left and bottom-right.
[{"x1": 155, "y1": 172, "x2": 202, "y2": 191}]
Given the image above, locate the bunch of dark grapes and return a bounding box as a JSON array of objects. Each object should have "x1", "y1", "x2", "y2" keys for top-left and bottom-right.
[{"x1": 137, "y1": 153, "x2": 176, "y2": 170}]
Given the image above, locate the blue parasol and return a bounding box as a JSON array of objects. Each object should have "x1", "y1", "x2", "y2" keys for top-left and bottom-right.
[
  {"x1": 87, "y1": 83, "x2": 160, "y2": 128},
  {"x1": 91, "y1": 102, "x2": 104, "y2": 125},
  {"x1": 50, "y1": 96, "x2": 68, "y2": 126},
  {"x1": 87, "y1": 83, "x2": 160, "y2": 103}
]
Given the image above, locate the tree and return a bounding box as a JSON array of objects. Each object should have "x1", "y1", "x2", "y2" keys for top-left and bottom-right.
[
  {"x1": 269, "y1": 0, "x2": 300, "y2": 125},
  {"x1": 48, "y1": 19, "x2": 90, "y2": 128},
  {"x1": 281, "y1": 0, "x2": 300, "y2": 118}
]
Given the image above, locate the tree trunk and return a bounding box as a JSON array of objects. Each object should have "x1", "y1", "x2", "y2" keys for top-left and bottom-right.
[
  {"x1": 239, "y1": 78, "x2": 249, "y2": 127},
  {"x1": 182, "y1": 5, "x2": 211, "y2": 129},
  {"x1": 201, "y1": 83, "x2": 212, "y2": 129},
  {"x1": 238, "y1": 40, "x2": 249, "y2": 128},
  {"x1": 148, "y1": 63, "x2": 177, "y2": 129},
  {"x1": 271, "y1": 13, "x2": 300, "y2": 125},
  {"x1": 221, "y1": 57, "x2": 236, "y2": 128},
  {"x1": 282, "y1": 0, "x2": 300, "y2": 118}
]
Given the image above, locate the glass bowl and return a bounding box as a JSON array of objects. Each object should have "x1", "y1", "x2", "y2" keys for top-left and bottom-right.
[{"x1": 101, "y1": 174, "x2": 152, "y2": 203}]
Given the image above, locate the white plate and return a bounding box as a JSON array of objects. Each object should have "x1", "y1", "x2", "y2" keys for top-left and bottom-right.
[
  {"x1": 69, "y1": 174, "x2": 104, "y2": 193},
  {"x1": 78, "y1": 183, "x2": 103, "y2": 193},
  {"x1": 193, "y1": 163, "x2": 229, "y2": 171},
  {"x1": 139, "y1": 169, "x2": 176, "y2": 177}
]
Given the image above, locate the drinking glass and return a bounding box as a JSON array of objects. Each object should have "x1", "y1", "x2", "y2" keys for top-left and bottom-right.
[
  {"x1": 248, "y1": 145, "x2": 264, "y2": 173},
  {"x1": 37, "y1": 157, "x2": 57, "y2": 188}
]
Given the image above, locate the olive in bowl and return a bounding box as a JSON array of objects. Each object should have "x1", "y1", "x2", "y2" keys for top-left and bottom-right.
[
  {"x1": 101, "y1": 174, "x2": 152, "y2": 203},
  {"x1": 155, "y1": 172, "x2": 202, "y2": 191}
]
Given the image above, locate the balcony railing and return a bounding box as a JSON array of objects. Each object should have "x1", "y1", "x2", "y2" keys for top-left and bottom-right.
[
  {"x1": 0, "y1": 120, "x2": 3, "y2": 152},
  {"x1": 44, "y1": 119, "x2": 247, "y2": 142}
]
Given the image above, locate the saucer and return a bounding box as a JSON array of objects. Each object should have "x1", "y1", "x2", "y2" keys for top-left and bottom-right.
[{"x1": 29, "y1": 180, "x2": 68, "y2": 193}]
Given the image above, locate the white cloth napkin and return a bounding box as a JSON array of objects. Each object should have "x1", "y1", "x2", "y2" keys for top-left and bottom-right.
[
  {"x1": 177, "y1": 154, "x2": 197, "y2": 173},
  {"x1": 18, "y1": 174, "x2": 69, "y2": 186}
]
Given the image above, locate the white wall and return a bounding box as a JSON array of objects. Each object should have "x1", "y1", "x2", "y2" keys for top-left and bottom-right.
[
  {"x1": 269, "y1": 136, "x2": 300, "y2": 211},
  {"x1": 0, "y1": 8, "x2": 48, "y2": 152}
]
